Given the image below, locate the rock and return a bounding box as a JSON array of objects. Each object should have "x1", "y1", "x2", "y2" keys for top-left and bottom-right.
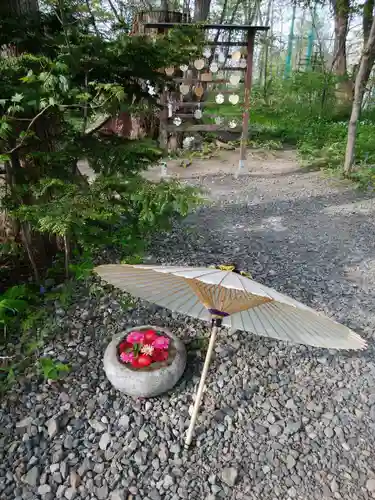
[
  {"x1": 366, "y1": 479, "x2": 375, "y2": 492},
  {"x1": 149, "y1": 489, "x2": 162, "y2": 500},
  {"x1": 64, "y1": 487, "x2": 76, "y2": 500},
  {"x1": 96, "y1": 484, "x2": 109, "y2": 499},
  {"x1": 56, "y1": 485, "x2": 66, "y2": 499},
  {"x1": 77, "y1": 458, "x2": 92, "y2": 477},
  {"x1": 63, "y1": 435, "x2": 74, "y2": 450},
  {"x1": 268, "y1": 355, "x2": 278, "y2": 369},
  {"x1": 163, "y1": 474, "x2": 175, "y2": 489},
  {"x1": 89, "y1": 419, "x2": 106, "y2": 433},
  {"x1": 221, "y1": 467, "x2": 238, "y2": 487},
  {"x1": 284, "y1": 420, "x2": 301, "y2": 435},
  {"x1": 110, "y1": 491, "x2": 126, "y2": 500},
  {"x1": 16, "y1": 417, "x2": 33, "y2": 429},
  {"x1": 70, "y1": 471, "x2": 81, "y2": 489},
  {"x1": 158, "y1": 447, "x2": 169, "y2": 462},
  {"x1": 134, "y1": 451, "x2": 144, "y2": 466},
  {"x1": 138, "y1": 428, "x2": 148, "y2": 442},
  {"x1": 99, "y1": 432, "x2": 111, "y2": 450},
  {"x1": 22, "y1": 466, "x2": 40, "y2": 487},
  {"x1": 46, "y1": 417, "x2": 59, "y2": 439},
  {"x1": 38, "y1": 484, "x2": 52, "y2": 495},
  {"x1": 269, "y1": 424, "x2": 282, "y2": 437},
  {"x1": 118, "y1": 415, "x2": 130, "y2": 429},
  {"x1": 286, "y1": 455, "x2": 296, "y2": 470},
  {"x1": 324, "y1": 427, "x2": 334, "y2": 438}
]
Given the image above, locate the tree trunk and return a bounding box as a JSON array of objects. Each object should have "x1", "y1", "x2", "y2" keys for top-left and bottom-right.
[
  {"x1": 194, "y1": 0, "x2": 211, "y2": 21},
  {"x1": 0, "y1": 0, "x2": 39, "y2": 15},
  {"x1": 331, "y1": 0, "x2": 353, "y2": 103},
  {"x1": 343, "y1": 16, "x2": 375, "y2": 174},
  {"x1": 363, "y1": 0, "x2": 374, "y2": 45},
  {"x1": 331, "y1": 0, "x2": 349, "y2": 76}
]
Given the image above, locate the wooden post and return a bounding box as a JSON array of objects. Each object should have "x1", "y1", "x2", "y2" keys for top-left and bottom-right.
[{"x1": 237, "y1": 30, "x2": 255, "y2": 177}]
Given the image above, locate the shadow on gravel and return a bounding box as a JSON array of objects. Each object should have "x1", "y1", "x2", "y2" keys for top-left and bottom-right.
[{"x1": 153, "y1": 186, "x2": 375, "y2": 350}]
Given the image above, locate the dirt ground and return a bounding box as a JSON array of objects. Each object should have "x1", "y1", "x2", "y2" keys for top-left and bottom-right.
[
  {"x1": 77, "y1": 148, "x2": 300, "y2": 183},
  {"x1": 143, "y1": 147, "x2": 300, "y2": 182}
]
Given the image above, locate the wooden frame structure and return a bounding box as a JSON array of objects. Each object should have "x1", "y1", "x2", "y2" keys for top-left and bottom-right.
[{"x1": 144, "y1": 22, "x2": 269, "y2": 173}]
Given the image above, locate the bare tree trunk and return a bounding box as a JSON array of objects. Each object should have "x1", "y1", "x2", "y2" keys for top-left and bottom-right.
[
  {"x1": 0, "y1": 0, "x2": 39, "y2": 15},
  {"x1": 331, "y1": 0, "x2": 353, "y2": 103},
  {"x1": 344, "y1": 16, "x2": 375, "y2": 174},
  {"x1": 331, "y1": 0, "x2": 349, "y2": 76},
  {"x1": 363, "y1": 0, "x2": 374, "y2": 45},
  {"x1": 194, "y1": 0, "x2": 211, "y2": 21}
]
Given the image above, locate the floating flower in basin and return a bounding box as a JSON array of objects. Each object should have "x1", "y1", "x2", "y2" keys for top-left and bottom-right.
[
  {"x1": 152, "y1": 336, "x2": 169, "y2": 350},
  {"x1": 126, "y1": 331, "x2": 145, "y2": 344},
  {"x1": 117, "y1": 328, "x2": 171, "y2": 370}
]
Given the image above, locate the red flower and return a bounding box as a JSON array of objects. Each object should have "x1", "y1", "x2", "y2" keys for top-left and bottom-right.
[
  {"x1": 152, "y1": 349, "x2": 169, "y2": 362},
  {"x1": 119, "y1": 341, "x2": 132, "y2": 353},
  {"x1": 131, "y1": 357, "x2": 141, "y2": 368},
  {"x1": 143, "y1": 329, "x2": 158, "y2": 345},
  {"x1": 137, "y1": 354, "x2": 152, "y2": 367}
]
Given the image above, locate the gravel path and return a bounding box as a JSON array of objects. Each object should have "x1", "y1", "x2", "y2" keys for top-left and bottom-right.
[{"x1": 2, "y1": 168, "x2": 375, "y2": 500}]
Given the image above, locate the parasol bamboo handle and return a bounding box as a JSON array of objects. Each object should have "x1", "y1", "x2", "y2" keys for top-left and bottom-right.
[{"x1": 185, "y1": 323, "x2": 219, "y2": 448}]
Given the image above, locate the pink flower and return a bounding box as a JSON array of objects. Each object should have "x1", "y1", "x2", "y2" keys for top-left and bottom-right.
[
  {"x1": 152, "y1": 336, "x2": 169, "y2": 350},
  {"x1": 120, "y1": 351, "x2": 134, "y2": 363},
  {"x1": 126, "y1": 331, "x2": 145, "y2": 344}
]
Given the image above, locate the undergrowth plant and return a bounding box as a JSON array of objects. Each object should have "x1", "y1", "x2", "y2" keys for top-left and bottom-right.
[
  {"x1": 0, "y1": 3, "x2": 204, "y2": 390},
  {"x1": 247, "y1": 71, "x2": 375, "y2": 185}
]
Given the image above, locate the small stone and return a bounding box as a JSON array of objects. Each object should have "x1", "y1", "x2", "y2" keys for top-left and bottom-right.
[
  {"x1": 50, "y1": 464, "x2": 60, "y2": 473},
  {"x1": 170, "y1": 443, "x2": 181, "y2": 454},
  {"x1": 64, "y1": 435, "x2": 74, "y2": 450},
  {"x1": 38, "y1": 484, "x2": 52, "y2": 495},
  {"x1": 149, "y1": 489, "x2": 161, "y2": 500},
  {"x1": 286, "y1": 455, "x2": 296, "y2": 470},
  {"x1": 366, "y1": 479, "x2": 375, "y2": 492},
  {"x1": 22, "y1": 466, "x2": 40, "y2": 487},
  {"x1": 286, "y1": 399, "x2": 297, "y2": 410},
  {"x1": 60, "y1": 462, "x2": 68, "y2": 479},
  {"x1": 16, "y1": 417, "x2": 33, "y2": 429},
  {"x1": 138, "y1": 428, "x2": 148, "y2": 442},
  {"x1": 64, "y1": 487, "x2": 77, "y2": 500},
  {"x1": 324, "y1": 427, "x2": 334, "y2": 438},
  {"x1": 118, "y1": 415, "x2": 130, "y2": 429},
  {"x1": 89, "y1": 420, "x2": 106, "y2": 433},
  {"x1": 158, "y1": 447, "x2": 169, "y2": 462},
  {"x1": 285, "y1": 420, "x2": 301, "y2": 435},
  {"x1": 77, "y1": 458, "x2": 92, "y2": 477},
  {"x1": 267, "y1": 412, "x2": 276, "y2": 424},
  {"x1": 99, "y1": 432, "x2": 111, "y2": 450},
  {"x1": 269, "y1": 424, "x2": 282, "y2": 437},
  {"x1": 56, "y1": 485, "x2": 66, "y2": 499},
  {"x1": 110, "y1": 491, "x2": 126, "y2": 500},
  {"x1": 96, "y1": 484, "x2": 109, "y2": 499},
  {"x1": 268, "y1": 355, "x2": 278, "y2": 369},
  {"x1": 52, "y1": 472, "x2": 62, "y2": 484},
  {"x1": 221, "y1": 467, "x2": 238, "y2": 487},
  {"x1": 70, "y1": 471, "x2": 81, "y2": 489},
  {"x1": 134, "y1": 451, "x2": 144, "y2": 466},
  {"x1": 46, "y1": 417, "x2": 59, "y2": 439},
  {"x1": 163, "y1": 475, "x2": 175, "y2": 489},
  {"x1": 330, "y1": 479, "x2": 339, "y2": 492}
]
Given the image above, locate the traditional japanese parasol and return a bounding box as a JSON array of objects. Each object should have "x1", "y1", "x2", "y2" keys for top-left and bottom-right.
[{"x1": 94, "y1": 263, "x2": 366, "y2": 448}]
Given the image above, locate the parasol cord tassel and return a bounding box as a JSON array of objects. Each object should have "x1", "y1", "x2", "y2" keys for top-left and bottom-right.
[{"x1": 185, "y1": 317, "x2": 222, "y2": 449}]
